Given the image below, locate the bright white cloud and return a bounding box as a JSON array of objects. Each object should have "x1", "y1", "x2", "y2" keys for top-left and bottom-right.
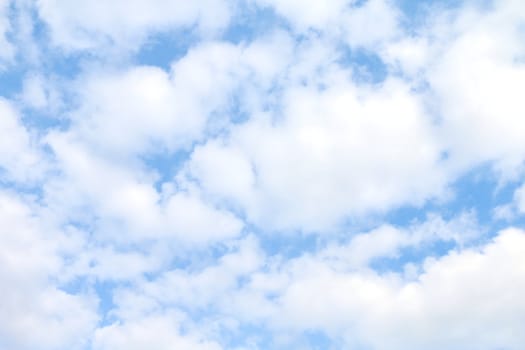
[
  {"x1": 0, "y1": 0, "x2": 15, "y2": 66},
  {"x1": 0, "y1": 98, "x2": 45, "y2": 183},
  {"x1": 1, "y1": 0, "x2": 525, "y2": 349},
  {"x1": 254, "y1": 0, "x2": 349, "y2": 31},
  {"x1": 254, "y1": 0, "x2": 400, "y2": 50},
  {"x1": 320, "y1": 211, "x2": 480, "y2": 268},
  {"x1": 380, "y1": 0, "x2": 525, "y2": 178},
  {"x1": 514, "y1": 182, "x2": 525, "y2": 214},
  {"x1": 36, "y1": 0, "x2": 232, "y2": 52},
  {"x1": 0, "y1": 192, "x2": 98, "y2": 350},
  {"x1": 431, "y1": 1, "x2": 525, "y2": 174},
  {"x1": 187, "y1": 77, "x2": 447, "y2": 231},
  {"x1": 242, "y1": 228, "x2": 525, "y2": 350},
  {"x1": 93, "y1": 313, "x2": 223, "y2": 350},
  {"x1": 44, "y1": 132, "x2": 243, "y2": 245}
]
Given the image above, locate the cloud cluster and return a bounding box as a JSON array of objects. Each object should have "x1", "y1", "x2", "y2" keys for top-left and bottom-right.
[
  {"x1": 1, "y1": 0, "x2": 525, "y2": 349},
  {"x1": 0, "y1": 0, "x2": 15, "y2": 66},
  {"x1": 36, "y1": 0, "x2": 232, "y2": 52}
]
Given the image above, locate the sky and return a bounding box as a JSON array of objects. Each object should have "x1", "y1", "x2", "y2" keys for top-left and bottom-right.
[{"x1": 0, "y1": 0, "x2": 525, "y2": 349}]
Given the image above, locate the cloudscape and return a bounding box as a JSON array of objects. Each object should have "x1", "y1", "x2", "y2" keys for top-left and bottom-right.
[{"x1": 1, "y1": 0, "x2": 525, "y2": 349}]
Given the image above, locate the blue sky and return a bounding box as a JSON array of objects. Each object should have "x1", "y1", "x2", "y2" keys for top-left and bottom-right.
[{"x1": 1, "y1": 0, "x2": 525, "y2": 349}]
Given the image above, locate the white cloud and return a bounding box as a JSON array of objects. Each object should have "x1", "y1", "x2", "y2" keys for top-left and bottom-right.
[
  {"x1": 513, "y1": 182, "x2": 525, "y2": 214},
  {"x1": 342, "y1": 0, "x2": 400, "y2": 49},
  {"x1": 99, "y1": 221, "x2": 523, "y2": 350},
  {"x1": 380, "y1": 0, "x2": 525, "y2": 178},
  {"x1": 432, "y1": 4, "x2": 525, "y2": 172},
  {"x1": 44, "y1": 132, "x2": 243, "y2": 246},
  {"x1": 71, "y1": 66, "x2": 204, "y2": 156},
  {"x1": 2, "y1": 1, "x2": 525, "y2": 349},
  {"x1": 187, "y1": 77, "x2": 447, "y2": 231},
  {"x1": 254, "y1": 0, "x2": 349, "y2": 31},
  {"x1": 0, "y1": 98, "x2": 45, "y2": 183},
  {"x1": 36, "y1": 0, "x2": 232, "y2": 52},
  {"x1": 0, "y1": 191, "x2": 98, "y2": 350},
  {"x1": 253, "y1": 0, "x2": 400, "y2": 50},
  {"x1": 19, "y1": 73, "x2": 62, "y2": 111},
  {"x1": 242, "y1": 228, "x2": 525, "y2": 350},
  {"x1": 139, "y1": 235, "x2": 263, "y2": 310},
  {"x1": 0, "y1": 0, "x2": 15, "y2": 66},
  {"x1": 67, "y1": 39, "x2": 268, "y2": 157},
  {"x1": 93, "y1": 313, "x2": 222, "y2": 350},
  {"x1": 90, "y1": 237, "x2": 263, "y2": 349},
  {"x1": 320, "y1": 211, "x2": 480, "y2": 268}
]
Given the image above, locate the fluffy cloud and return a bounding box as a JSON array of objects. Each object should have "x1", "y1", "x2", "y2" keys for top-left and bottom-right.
[
  {"x1": 0, "y1": 192, "x2": 98, "y2": 350},
  {"x1": 267, "y1": 228, "x2": 525, "y2": 350},
  {"x1": 0, "y1": 98, "x2": 45, "y2": 183},
  {"x1": 187, "y1": 77, "x2": 447, "y2": 231},
  {"x1": 381, "y1": 0, "x2": 525, "y2": 178},
  {"x1": 1, "y1": 0, "x2": 525, "y2": 349},
  {"x1": 35, "y1": 0, "x2": 232, "y2": 52},
  {"x1": 93, "y1": 314, "x2": 223, "y2": 350},
  {"x1": 0, "y1": 0, "x2": 14, "y2": 66},
  {"x1": 254, "y1": 0, "x2": 349, "y2": 31},
  {"x1": 429, "y1": 1, "x2": 525, "y2": 174},
  {"x1": 254, "y1": 0, "x2": 399, "y2": 49},
  {"x1": 44, "y1": 133, "x2": 243, "y2": 245},
  {"x1": 513, "y1": 182, "x2": 525, "y2": 214},
  {"x1": 66, "y1": 33, "x2": 293, "y2": 158},
  {"x1": 105, "y1": 220, "x2": 523, "y2": 349}
]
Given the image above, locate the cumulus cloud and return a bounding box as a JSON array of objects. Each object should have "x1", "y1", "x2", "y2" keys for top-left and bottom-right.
[
  {"x1": 262, "y1": 228, "x2": 525, "y2": 350},
  {"x1": 44, "y1": 132, "x2": 243, "y2": 245},
  {"x1": 0, "y1": 192, "x2": 98, "y2": 350},
  {"x1": 1, "y1": 0, "x2": 525, "y2": 349},
  {"x1": 0, "y1": 98, "x2": 46, "y2": 183},
  {"x1": 187, "y1": 77, "x2": 447, "y2": 231},
  {"x1": 0, "y1": 0, "x2": 15, "y2": 66},
  {"x1": 254, "y1": 0, "x2": 400, "y2": 49},
  {"x1": 36, "y1": 0, "x2": 232, "y2": 52},
  {"x1": 93, "y1": 314, "x2": 223, "y2": 350}
]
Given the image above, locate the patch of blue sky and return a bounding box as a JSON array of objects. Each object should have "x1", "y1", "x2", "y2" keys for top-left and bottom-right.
[
  {"x1": 223, "y1": 89, "x2": 253, "y2": 125},
  {"x1": 253, "y1": 224, "x2": 324, "y2": 258},
  {"x1": 337, "y1": 46, "x2": 388, "y2": 84},
  {"x1": 384, "y1": 164, "x2": 519, "y2": 230},
  {"x1": 18, "y1": 103, "x2": 71, "y2": 133},
  {"x1": 134, "y1": 5, "x2": 287, "y2": 71},
  {"x1": 142, "y1": 148, "x2": 191, "y2": 191},
  {"x1": 449, "y1": 164, "x2": 516, "y2": 223},
  {"x1": 368, "y1": 163, "x2": 525, "y2": 274},
  {"x1": 225, "y1": 3, "x2": 290, "y2": 44},
  {"x1": 1, "y1": 17, "x2": 80, "y2": 130},
  {"x1": 0, "y1": 66, "x2": 24, "y2": 98},
  {"x1": 10, "y1": 4, "x2": 82, "y2": 78},
  {"x1": 92, "y1": 280, "x2": 121, "y2": 326},
  {"x1": 214, "y1": 324, "x2": 273, "y2": 350},
  {"x1": 0, "y1": 176, "x2": 46, "y2": 200},
  {"x1": 162, "y1": 243, "x2": 234, "y2": 274},
  {"x1": 58, "y1": 276, "x2": 118, "y2": 326},
  {"x1": 135, "y1": 28, "x2": 199, "y2": 71},
  {"x1": 301, "y1": 330, "x2": 344, "y2": 350},
  {"x1": 317, "y1": 161, "x2": 525, "y2": 276},
  {"x1": 394, "y1": 0, "x2": 463, "y2": 31},
  {"x1": 369, "y1": 239, "x2": 457, "y2": 275}
]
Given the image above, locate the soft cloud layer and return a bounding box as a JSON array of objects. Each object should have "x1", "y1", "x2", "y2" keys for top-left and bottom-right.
[
  {"x1": 265, "y1": 228, "x2": 525, "y2": 350},
  {"x1": 0, "y1": 98, "x2": 44, "y2": 182},
  {"x1": 0, "y1": 0, "x2": 15, "y2": 66},
  {"x1": 0, "y1": 192, "x2": 98, "y2": 350},
  {"x1": 36, "y1": 0, "x2": 231, "y2": 52},
  {"x1": 1, "y1": 0, "x2": 525, "y2": 349},
  {"x1": 187, "y1": 77, "x2": 447, "y2": 231}
]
